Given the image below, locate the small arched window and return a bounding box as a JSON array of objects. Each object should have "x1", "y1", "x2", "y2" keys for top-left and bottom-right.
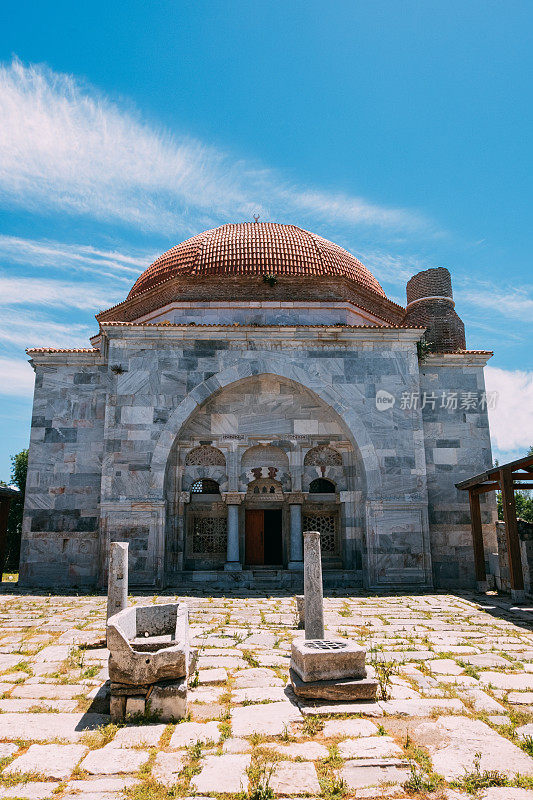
[
  {"x1": 191, "y1": 478, "x2": 220, "y2": 494},
  {"x1": 309, "y1": 478, "x2": 336, "y2": 494}
]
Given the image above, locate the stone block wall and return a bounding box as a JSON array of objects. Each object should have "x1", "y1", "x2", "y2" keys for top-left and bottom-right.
[
  {"x1": 20, "y1": 353, "x2": 107, "y2": 587},
  {"x1": 419, "y1": 353, "x2": 496, "y2": 589}
]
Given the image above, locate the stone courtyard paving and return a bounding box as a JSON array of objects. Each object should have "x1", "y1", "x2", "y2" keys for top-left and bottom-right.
[{"x1": 3, "y1": 591, "x2": 533, "y2": 799}]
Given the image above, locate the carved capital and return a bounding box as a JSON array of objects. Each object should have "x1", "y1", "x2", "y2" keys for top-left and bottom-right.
[
  {"x1": 178, "y1": 491, "x2": 191, "y2": 504},
  {"x1": 222, "y1": 492, "x2": 245, "y2": 505},
  {"x1": 287, "y1": 492, "x2": 305, "y2": 504}
]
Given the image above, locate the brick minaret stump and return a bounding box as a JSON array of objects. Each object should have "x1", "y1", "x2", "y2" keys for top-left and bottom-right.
[{"x1": 403, "y1": 267, "x2": 466, "y2": 352}]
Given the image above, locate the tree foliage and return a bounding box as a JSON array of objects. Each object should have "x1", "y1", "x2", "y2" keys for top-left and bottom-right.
[
  {"x1": 496, "y1": 445, "x2": 533, "y2": 524},
  {"x1": 1, "y1": 449, "x2": 28, "y2": 570}
]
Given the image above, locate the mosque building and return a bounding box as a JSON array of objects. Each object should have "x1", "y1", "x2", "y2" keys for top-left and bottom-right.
[{"x1": 20, "y1": 222, "x2": 496, "y2": 590}]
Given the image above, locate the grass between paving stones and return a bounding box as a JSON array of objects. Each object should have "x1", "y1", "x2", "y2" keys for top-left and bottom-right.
[
  {"x1": 402, "y1": 732, "x2": 444, "y2": 796},
  {"x1": 269, "y1": 665, "x2": 288, "y2": 683},
  {"x1": 0, "y1": 754, "x2": 16, "y2": 772},
  {"x1": 241, "y1": 650, "x2": 260, "y2": 668},
  {"x1": 368, "y1": 649, "x2": 399, "y2": 700},
  {"x1": 1, "y1": 660, "x2": 32, "y2": 677},
  {"x1": 242, "y1": 699, "x2": 276, "y2": 706},
  {"x1": 278, "y1": 724, "x2": 297, "y2": 743},
  {"x1": 245, "y1": 746, "x2": 280, "y2": 800},
  {"x1": 128, "y1": 739, "x2": 205, "y2": 800},
  {"x1": 302, "y1": 715, "x2": 325, "y2": 736},
  {"x1": 476, "y1": 706, "x2": 533, "y2": 759},
  {"x1": 0, "y1": 770, "x2": 52, "y2": 788},
  {"x1": 316, "y1": 746, "x2": 347, "y2": 800},
  {"x1": 80, "y1": 722, "x2": 121, "y2": 749},
  {"x1": 450, "y1": 751, "x2": 533, "y2": 793},
  {"x1": 217, "y1": 673, "x2": 233, "y2": 740}
]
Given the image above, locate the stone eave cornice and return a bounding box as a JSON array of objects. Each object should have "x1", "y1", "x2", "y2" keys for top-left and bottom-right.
[
  {"x1": 99, "y1": 321, "x2": 425, "y2": 344},
  {"x1": 421, "y1": 351, "x2": 493, "y2": 367},
  {"x1": 26, "y1": 349, "x2": 104, "y2": 368}
]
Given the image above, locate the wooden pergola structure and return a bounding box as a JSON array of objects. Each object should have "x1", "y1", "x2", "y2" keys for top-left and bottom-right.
[{"x1": 456, "y1": 454, "x2": 533, "y2": 597}]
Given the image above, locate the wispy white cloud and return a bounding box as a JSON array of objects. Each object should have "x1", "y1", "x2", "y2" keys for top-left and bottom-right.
[
  {"x1": 485, "y1": 366, "x2": 533, "y2": 455},
  {"x1": 457, "y1": 281, "x2": 533, "y2": 322},
  {"x1": 0, "y1": 235, "x2": 150, "y2": 280},
  {"x1": 0, "y1": 310, "x2": 93, "y2": 349},
  {"x1": 0, "y1": 59, "x2": 432, "y2": 237},
  {"x1": 354, "y1": 249, "x2": 428, "y2": 287},
  {"x1": 0, "y1": 357, "x2": 34, "y2": 396},
  {"x1": 0, "y1": 275, "x2": 122, "y2": 310}
]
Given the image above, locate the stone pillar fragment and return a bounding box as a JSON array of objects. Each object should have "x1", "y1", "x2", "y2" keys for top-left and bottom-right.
[
  {"x1": 107, "y1": 541, "x2": 128, "y2": 620},
  {"x1": 303, "y1": 530, "x2": 324, "y2": 640},
  {"x1": 288, "y1": 500, "x2": 304, "y2": 570}
]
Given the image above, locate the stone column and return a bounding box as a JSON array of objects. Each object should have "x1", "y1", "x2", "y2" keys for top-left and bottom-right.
[
  {"x1": 223, "y1": 493, "x2": 243, "y2": 571},
  {"x1": 288, "y1": 493, "x2": 304, "y2": 570},
  {"x1": 176, "y1": 492, "x2": 190, "y2": 573},
  {"x1": 303, "y1": 530, "x2": 324, "y2": 640},
  {"x1": 107, "y1": 541, "x2": 129, "y2": 620}
]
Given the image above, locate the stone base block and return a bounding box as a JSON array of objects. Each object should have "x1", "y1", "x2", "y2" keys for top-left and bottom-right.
[
  {"x1": 149, "y1": 679, "x2": 188, "y2": 722},
  {"x1": 126, "y1": 696, "x2": 146, "y2": 718},
  {"x1": 289, "y1": 667, "x2": 378, "y2": 701},
  {"x1": 291, "y1": 637, "x2": 366, "y2": 682},
  {"x1": 110, "y1": 694, "x2": 126, "y2": 722},
  {"x1": 224, "y1": 562, "x2": 242, "y2": 572},
  {"x1": 111, "y1": 678, "x2": 188, "y2": 723},
  {"x1": 111, "y1": 683, "x2": 149, "y2": 696}
]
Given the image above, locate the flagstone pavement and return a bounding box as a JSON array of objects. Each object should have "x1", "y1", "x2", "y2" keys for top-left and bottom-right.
[{"x1": 2, "y1": 589, "x2": 533, "y2": 799}]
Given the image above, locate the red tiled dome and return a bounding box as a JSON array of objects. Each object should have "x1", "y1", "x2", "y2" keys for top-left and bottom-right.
[{"x1": 128, "y1": 223, "x2": 385, "y2": 299}]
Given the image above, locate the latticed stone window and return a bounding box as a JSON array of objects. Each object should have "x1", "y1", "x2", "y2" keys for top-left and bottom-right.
[
  {"x1": 191, "y1": 479, "x2": 220, "y2": 494},
  {"x1": 304, "y1": 445, "x2": 342, "y2": 467},
  {"x1": 303, "y1": 513, "x2": 338, "y2": 554},
  {"x1": 185, "y1": 445, "x2": 226, "y2": 466},
  {"x1": 191, "y1": 516, "x2": 227, "y2": 555}
]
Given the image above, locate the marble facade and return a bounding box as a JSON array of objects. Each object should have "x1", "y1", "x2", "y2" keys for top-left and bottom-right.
[{"x1": 20, "y1": 325, "x2": 494, "y2": 591}]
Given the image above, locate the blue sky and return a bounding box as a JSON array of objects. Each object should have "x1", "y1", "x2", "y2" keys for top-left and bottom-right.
[{"x1": 0, "y1": 0, "x2": 532, "y2": 480}]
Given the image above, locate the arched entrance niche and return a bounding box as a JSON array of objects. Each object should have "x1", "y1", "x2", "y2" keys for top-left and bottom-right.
[{"x1": 161, "y1": 370, "x2": 374, "y2": 580}]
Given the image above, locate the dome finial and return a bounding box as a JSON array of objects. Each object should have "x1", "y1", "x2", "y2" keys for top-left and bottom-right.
[{"x1": 253, "y1": 214, "x2": 260, "y2": 223}]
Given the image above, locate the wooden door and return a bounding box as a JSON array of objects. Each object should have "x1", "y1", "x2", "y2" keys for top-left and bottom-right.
[{"x1": 245, "y1": 509, "x2": 264, "y2": 565}]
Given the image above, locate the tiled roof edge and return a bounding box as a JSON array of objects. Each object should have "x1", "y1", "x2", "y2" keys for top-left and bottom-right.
[
  {"x1": 99, "y1": 321, "x2": 424, "y2": 330},
  {"x1": 26, "y1": 347, "x2": 101, "y2": 354}
]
